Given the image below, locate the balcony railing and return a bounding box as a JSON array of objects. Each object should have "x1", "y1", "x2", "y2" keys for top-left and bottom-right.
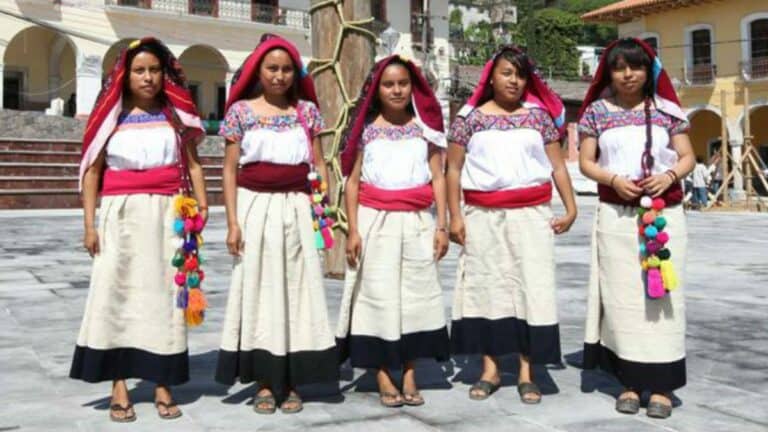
[
  {"x1": 683, "y1": 63, "x2": 716, "y2": 86},
  {"x1": 105, "y1": 0, "x2": 310, "y2": 29},
  {"x1": 740, "y1": 57, "x2": 768, "y2": 81}
]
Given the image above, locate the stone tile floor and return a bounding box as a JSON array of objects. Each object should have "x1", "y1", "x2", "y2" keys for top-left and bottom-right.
[{"x1": 0, "y1": 196, "x2": 766, "y2": 431}]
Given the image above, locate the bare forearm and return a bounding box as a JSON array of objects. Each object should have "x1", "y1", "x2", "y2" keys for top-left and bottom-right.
[
  {"x1": 188, "y1": 164, "x2": 208, "y2": 208},
  {"x1": 222, "y1": 164, "x2": 238, "y2": 227},
  {"x1": 82, "y1": 171, "x2": 100, "y2": 230},
  {"x1": 446, "y1": 167, "x2": 463, "y2": 219},
  {"x1": 344, "y1": 178, "x2": 360, "y2": 234},
  {"x1": 552, "y1": 166, "x2": 577, "y2": 216},
  {"x1": 432, "y1": 175, "x2": 447, "y2": 228}
]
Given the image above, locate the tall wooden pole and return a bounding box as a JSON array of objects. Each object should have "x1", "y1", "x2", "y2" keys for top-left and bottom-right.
[
  {"x1": 720, "y1": 89, "x2": 729, "y2": 205},
  {"x1": 744, "y1": 86, "x2": 753, "y2": 210},
  {"x1": 310, "y1": 0, "x2": 375, "y2": 277}
]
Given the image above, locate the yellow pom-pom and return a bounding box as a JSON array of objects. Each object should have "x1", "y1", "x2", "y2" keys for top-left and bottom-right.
[
  {"x1": 196, "y1": 233, "x2": 204, "y2": 247},
  {"x1": 185, "y1": 288, "x2": 208, "y2": 327},
  {"x1": 641, "y1": 259, "x2": 649, "y2": 271},
  {"x1": 660, "y1": 261, "x2": 679, "y2": 291},
  {"x1": 320, "y1": 181, "x2": 328, "y2": 192}
]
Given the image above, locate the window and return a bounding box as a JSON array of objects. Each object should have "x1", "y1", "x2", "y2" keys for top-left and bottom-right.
[
  {"x1": 189, "y1": 0, "x2": 218, "y2": 17},
  {"x1": 3, "y1": 73, "x2": 22, "y2": 110},
  {"x1": 685, "y1": 25, "x2": 715, "y2": 85},
  {"x1": 750, "y1": 18, "x2": 768, "y2": 78},
  {"x1": 643, "y1": 37, "x2": 658, "y2": 54}
]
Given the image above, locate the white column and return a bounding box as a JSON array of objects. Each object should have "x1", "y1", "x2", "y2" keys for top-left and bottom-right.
[
  {"x1": 730, "y1": 139, "x2": 746, "y2": 200},
  {"x1": 0, "y1": 63, "x2": 4, "y2": 109},
  {"x1": 225, "y1": 71, "x2": 235, "y2": 99},
  {"x1": 75, "y1": 54, "x2": 103, "y2": 119}
]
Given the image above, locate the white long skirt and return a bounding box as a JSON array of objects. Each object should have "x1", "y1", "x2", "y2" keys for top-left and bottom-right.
[
  {"x1": 216, "y1": 188, "x2": 338, "y2": 392},
  {"x1": 451, "y1": 204, "x2": 561, "y2": 364},
  {"x1": 70, "y1": 194, "x2": 189, "y2": 385},
  {"x1": 583, "y1": 202, "x2": 687, "y2": 392},
  {"x1": 336, "y1": 205, "x2": 449, "y2": 369}
]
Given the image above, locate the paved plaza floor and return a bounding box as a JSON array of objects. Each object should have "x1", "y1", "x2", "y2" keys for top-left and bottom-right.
[{"x1": 0, "y1": 196, "x2": 766, "y2": 431}]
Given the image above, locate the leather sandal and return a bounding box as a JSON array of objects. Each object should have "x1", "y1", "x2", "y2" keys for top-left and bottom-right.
[
  {"x1": 517, "y1": 382, "x2": 542, "y2": 404},
  {"x1": 109, "y1": 403, "x2": 136, "y2": 423},
  {"x1": 155, "y1": 400, "x2": 182, "y2": 419},
  {"x1": 469, "y1": 380, "x2": 500, "y2": 400}
]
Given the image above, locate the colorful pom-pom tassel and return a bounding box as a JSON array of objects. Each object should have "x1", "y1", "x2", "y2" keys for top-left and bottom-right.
[
  {"x1": 660, "y1": 260, "x2": 678, "y2": 291},
  {"x1": 656, "y1": 231, "x2": 669, "y2": 244},
  {"x1": 657, "y1": 248, "x2": 671, "y2": 260},
  {"x1": 644, "y1": 225, "x2": 658, "y2": 239},
  {"x1": 647, "y1": 268, "x2": 666, "y2": 298}
]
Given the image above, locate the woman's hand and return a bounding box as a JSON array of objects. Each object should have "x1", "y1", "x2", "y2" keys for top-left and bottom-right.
[
  {"x1": 434, "y1": 229, "x2": 449, "y2": 261},
  {"x1": 550, "y1": 211, "x2": 576, "y2": 235},
  {"x1": 613, "y1": 176, "x2": 644, "y2": 201},
  {"x1": 449, "y1": 216, "x2": 466, "y2": 246},
  {"x1": 346, "y1": 230, "x2": 363, "y2": 267},
  {"x1": 83, "y1": 227, "x2": 99, "y2": 258},
  {"x1": 226, "y1": 224, "x2": 243, "y2": 256},
  {"x1": 638, "y1": 173, "x2": 674, "y2": 198}
]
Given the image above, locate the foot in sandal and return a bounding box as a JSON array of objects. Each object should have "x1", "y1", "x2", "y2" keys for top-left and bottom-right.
[
  {"x1": 154, "y1": 385, "x2": 182, "y2": 419},
  {"x1": 377, "y1": 368, "x2": 404, "y2": 408}
]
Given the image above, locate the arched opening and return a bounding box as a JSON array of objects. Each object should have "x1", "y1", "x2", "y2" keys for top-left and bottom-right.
[
  {"x1": 688, "y1": 109, "x2": 722, "y2": 160},
  {"x1": 3, "y1": 26, "x2": 77, "y2": 114},
  {"x1": 178, "y1": 45, "x2": 228, "y2": 132},
  {"x1": 102, "y1": 39, "x2": 133, "y2": 77}
]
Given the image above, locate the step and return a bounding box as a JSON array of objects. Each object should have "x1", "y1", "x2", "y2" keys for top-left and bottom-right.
[
  {"x1": 0, "y1": 151, "x2": 223, "y2": 165},
  {"x1": 0, "y1": 140, "x2": 81, "y2": 152},
  {"x1": 0, "y1": 176, "x2": 224, "y2": 190},
  {"x1": 0, "y1": 188, "x2": 224, "y2": 209},
  {"x1": 0, "y1": 163, "x2": 223, "y2": 177}
]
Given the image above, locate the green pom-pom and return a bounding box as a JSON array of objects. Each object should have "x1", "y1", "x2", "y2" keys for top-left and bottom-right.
[
  {"x1": 657, "y1": 249, "x2": 671, "y2": 260},
  {"x1": 654, "y1": 216, "x2": 667, "y2": 230},
  {"x1": 647, "y1": 256, "x2": 661, "y2": 268},
  {"x1": 637, "y1": 207, "x2": 646, "y2": 217},
  {"x1": 171, "y1": 253, "x2": 184, "y2": 267}
]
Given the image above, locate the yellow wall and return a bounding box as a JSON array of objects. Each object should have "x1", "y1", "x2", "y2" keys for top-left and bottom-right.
[
  {"x1": 179, "y1": 46, "x2": 227, "y2": 119},
  {"x1": 689, "y1": 110, "x2": 721, "y2": 158},
  {"x1": 620, "y1": 0, "x2": 768, "y2": 138},
  {"x1": 752, "y1": 107, "x2": 768, "y2": 148}
]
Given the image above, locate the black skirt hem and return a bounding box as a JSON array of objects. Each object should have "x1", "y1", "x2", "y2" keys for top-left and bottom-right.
[
  {"x1": 69, "y1": 345, "x2": 189, "y2": 385},
  {"x1": 582, "y1": 342, "x2": 686, "y2": 392},
  {"x1": 215, "y1": 346, "x2": 340, "y2": 390},
  {"x1": 450, "y1": 317, "x2": 561, "y2": 364},
  {"x1": 336, "y1": 326, "x2": 450, "y2": 369}
]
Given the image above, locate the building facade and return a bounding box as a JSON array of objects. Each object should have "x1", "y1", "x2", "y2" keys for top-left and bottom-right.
[
  {"x1": 583, "y1": 0, "x2": 768, "y2": 197},
  {"x1": 0, "y1": 0, "x2": 450, "y2": 124}
]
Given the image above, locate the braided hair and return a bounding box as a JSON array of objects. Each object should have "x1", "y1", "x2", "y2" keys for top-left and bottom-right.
[{"x1": 606, "y1": 38, "x2": 656, "y2": 178}]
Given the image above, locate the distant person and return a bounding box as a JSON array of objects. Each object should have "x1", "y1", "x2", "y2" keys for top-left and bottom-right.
[
  {"x1": 578, "y1": 38, "x2": 695, "y2": 419},
  {"x1": 691, "y1": 156, "x2": 709, "y2": 208},
  {"x1": 70, "y1": 38, "x2": 208, "y2": 422},
  {"x1": 67, "y1": 93, "x2": 76, "y2": 117}
]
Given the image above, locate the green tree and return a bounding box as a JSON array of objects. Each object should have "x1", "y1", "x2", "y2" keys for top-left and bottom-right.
[
  {"x1": 554, "y1": 0, "x2": 619, "y2": 45},
  {"x1": 528, "y1": 8, "x2": 582, "y2": 79}
]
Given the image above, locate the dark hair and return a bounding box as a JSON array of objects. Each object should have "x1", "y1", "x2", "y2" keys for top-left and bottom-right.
[
  {"x1": 122, "y1": 41, "x2": 170, "y2": 101},
  {"x1": 369, "y1": 58, "x2": 415, "y2": 118},
  {"x1": 250, "y1": 47, "x2": 301, "y2": 102},
  {"x1": 604, "y1": 38, "x2": 654, "y2": 100},
  {"x1": 605, "y1": 38, "x2": 658, "y2": 177},
  {"x1": 482, "y1": 47, "x2": 533, "y2": 103}
]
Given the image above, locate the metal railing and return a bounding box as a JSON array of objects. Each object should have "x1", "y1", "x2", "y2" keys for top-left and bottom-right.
[
  {"x1": 105, "y1": 0, "x2": 310, "y2": 29},
  {"x1": 683, "y1": 63, "x2": 716, "y2": 86},
  {"x1": 740, "y1": 57, "x2": 768, "y2": 80}
]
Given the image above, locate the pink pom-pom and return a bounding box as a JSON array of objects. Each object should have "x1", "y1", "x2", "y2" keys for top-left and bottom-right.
[
  {"x1": 193, "y1": 215, "x2": 205, "y2": 232},
  {"x1": 198, "y1": 269, "x2": 205, "y2": 282},
  {"x1": 642, "y1": 211, "x2": 656, "y2": 225},
  {"x1": 321, "y1": 227, "x2": 334, "y2": 249},
  {"x1": 646, "y1": 240, "x2": 661, "y2": 255},
  {"x1": 314, "y1": 205, "x2": 324, "y2": 217},
  {"x1": 183, "y1": 219, "x2": 194, "y2": 233},
  {"x1": 656, "y1": 231, "x2": 669, "y2": 244},
  {"x1": 647, "y1": 268, "x2": 666, "y2": 298},
  {"x1": 652, "y1": 198, "x2": 666, "y2": 211},
  {"x1": 174, "y1": 272, "x2": 187, "y2": 286}
]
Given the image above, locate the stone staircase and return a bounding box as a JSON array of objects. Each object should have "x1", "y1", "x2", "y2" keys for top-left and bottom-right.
[{"x1": 0, "y1": 138, "x2": 225, "y2": 209}]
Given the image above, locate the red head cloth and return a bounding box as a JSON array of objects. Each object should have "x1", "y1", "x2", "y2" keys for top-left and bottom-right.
[
  {"x1": 79, "y1": 37, "x2": 204, "y2": 191},
  {"x1": 225, "y1": 33, "x2": 317, "y2": 112},
  {"x1": 457, "y1": 45, "x2": 566, "y2": 137},
  {"x1": 340, "y1": 55, "x2": 445, "y2": 176},
  {"x1": 577, "y1": 37, "x2": 686, "y2": 122}
]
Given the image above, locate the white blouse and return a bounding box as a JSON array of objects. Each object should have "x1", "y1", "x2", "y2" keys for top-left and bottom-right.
[
  {"x1": 360, "y1": 123, "x2": 436, "y2": 189},
  {"x1": 106, "y1": 113, "x2": 178, "y2": 171},
  {"x1": 239, "y1": 127, "x2": 310, "y2": 166}
]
